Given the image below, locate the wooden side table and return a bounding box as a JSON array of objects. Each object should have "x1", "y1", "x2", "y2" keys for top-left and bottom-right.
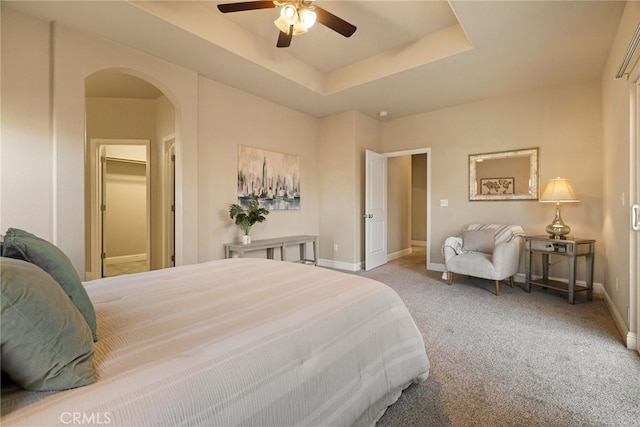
[
  {"x1": 224, "y1": 235, "x2": 318, "y2": 265},
  {"x1": 524, "y1": 235, "x2": 595, "y2": 304}
]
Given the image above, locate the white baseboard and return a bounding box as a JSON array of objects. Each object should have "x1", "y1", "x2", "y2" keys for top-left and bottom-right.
[
  {"x1": 318, "y1": 258, "x2": 361, "y2": 271},
  {"x1": 429, "y1": 262, "x2": 445, "y2": 272},
  {"x1": 511, "y1": 273, "x2": 604, "y2": 295},
  {"x1": 105, "y1": 253, "x2": 147, "y2": 265},
  {"x1": 627, "y1": 332, "x2": 638, "y2": 350},
  {"x1": 411, "y1": 240, "x2": 427, "y2": 247},
  {"x1": 601, "y1": 286, "x2": 635, "y2": 350},
  {"x1": 388, "y1": 248, "x2": 412, "y2": 261}
]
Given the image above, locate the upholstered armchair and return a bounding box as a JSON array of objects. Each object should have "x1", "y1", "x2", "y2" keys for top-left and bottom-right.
[{"x1": 442, "y1": 224, "x2": 525, "y2": 296}]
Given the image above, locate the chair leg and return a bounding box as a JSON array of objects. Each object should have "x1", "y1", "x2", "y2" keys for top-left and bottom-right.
[
  {"x1": 509, "y1": 276, "x2": 515, "y2": 288},
  {"x1": 494, "y1": 280, "x2": 500, "y2": 296},
  {"x1": 448, "y1": 272, "x2": 454, "y2": 286}
]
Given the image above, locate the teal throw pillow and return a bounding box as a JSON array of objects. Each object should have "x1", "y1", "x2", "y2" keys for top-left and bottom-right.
[
  {"x1": 0, "y1": 257, "x2": 96, "y2": 391},
  {"x1": 1, "y1": 228, "x2": 97, "y2": 341}
]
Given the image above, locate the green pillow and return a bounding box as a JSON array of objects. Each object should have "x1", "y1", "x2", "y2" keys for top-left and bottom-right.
[
  {"x1": 0, "y1": 257, "x2": 96, "y2": 391},
  {"x1": 1, "y1": 228, "x2": 97, "y2": 341}
]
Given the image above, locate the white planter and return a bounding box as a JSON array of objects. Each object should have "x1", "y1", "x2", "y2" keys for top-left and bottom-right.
[{"x1": 242, "y1": 235, "x2": 251, "y2": 245}]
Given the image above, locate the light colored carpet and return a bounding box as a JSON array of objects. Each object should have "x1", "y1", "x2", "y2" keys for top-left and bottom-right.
[
  {"x1": 103, "y1": 260, "x2": 147, "y2": 278},
  {"x1": 360, "y1": 249, "x2": 640, "y2": 427}
]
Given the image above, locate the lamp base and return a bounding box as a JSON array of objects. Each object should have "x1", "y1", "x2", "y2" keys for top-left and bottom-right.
[
  {"x1": 546, "y1": 204, "x2": 570, "y2": 240},
  {"x1": 545, "y1": 224, "x2": 570, "y2": 240}
]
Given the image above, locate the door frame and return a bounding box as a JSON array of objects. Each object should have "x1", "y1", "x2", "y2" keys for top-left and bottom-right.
[
  {"x1": 385, "y1": 148, "x2": 433, "y2": 270},
  {"x1": 634, "y1": 82, "x2": 640, "y2": 353},
  {"x1": 365, "y1": 147, "x2": 432, "y2": 270},
  {"x1": 88, "y1": 138, "x2": 151, "y2": 279},
  {"x1": 629, "y1": 62, "x2": 640, "y2": 353},
  {"x1": 163, "y1": 134, "x2": 176, "y2": 267}
]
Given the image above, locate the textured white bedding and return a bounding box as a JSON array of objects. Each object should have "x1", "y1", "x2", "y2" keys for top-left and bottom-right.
[{"x1": 1, "y1": 258, "x2": 429, "y2": 426}]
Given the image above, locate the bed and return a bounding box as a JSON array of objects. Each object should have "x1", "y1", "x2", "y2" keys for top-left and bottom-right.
[{"x1": 1, "y1": 255, "x2": 429, "y2": 426}]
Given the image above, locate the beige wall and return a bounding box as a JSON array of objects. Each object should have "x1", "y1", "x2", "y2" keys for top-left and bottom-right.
[
  {"x1": 1, "y1": 7, "x2": 53, "y2": 240},
  {"x1": 318, "y1": 112, "x2": 357, "y2": 268},
  {"x1": 381, "y1": 80, "x2": 605, "y2": 284},
  {"x1": 601, "y1": 0, "x2": 640, "y2": 339},
  {"x1": 387, "y1": 156, "x2": 412, "y2": 255},
  {"x1": 196, "y1": 76, "x2": 320, "y2": 262}
]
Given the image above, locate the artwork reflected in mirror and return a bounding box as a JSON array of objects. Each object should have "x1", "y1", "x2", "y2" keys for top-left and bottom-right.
[{"x1": 469, "y1": 148, "x2": 539, "y2": 201}]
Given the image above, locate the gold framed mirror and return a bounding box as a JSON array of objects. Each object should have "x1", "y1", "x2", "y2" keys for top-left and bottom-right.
[{"x1": 469, "y1": 147, "x2": 539, "y2": 201}]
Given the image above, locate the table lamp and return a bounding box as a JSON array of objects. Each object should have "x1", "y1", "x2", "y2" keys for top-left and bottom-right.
[{"x1": 540, "y1": 177, "x2": 579, "y2": 239}]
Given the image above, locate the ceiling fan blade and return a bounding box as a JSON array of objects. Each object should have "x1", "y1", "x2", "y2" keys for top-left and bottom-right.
[
  {"x1": 314, "y1": 6, "x2": 356, "y2": 38},
  {"x1": 217, "y1": 1, "x2": 275, "y2": 13},
  {"x1": 277, "y1": 25, "x2": 293, "y2": 48}
]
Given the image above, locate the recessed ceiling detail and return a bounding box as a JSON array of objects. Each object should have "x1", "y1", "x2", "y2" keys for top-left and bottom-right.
[
  {"x1": 133, "y1": 1, "x2": 470, "y2": 95},
  {"x1": 5, "y1": 1, "x2": 626, "y2": 119}
]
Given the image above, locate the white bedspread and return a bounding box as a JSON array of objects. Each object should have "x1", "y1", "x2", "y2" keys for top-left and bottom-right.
[{"x1": 1, "y1": 258, "x2": 429, "y2": 426}]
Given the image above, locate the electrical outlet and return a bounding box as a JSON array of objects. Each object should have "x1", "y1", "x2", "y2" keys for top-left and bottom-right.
[
  {"x1": 333, "y1": 243, "x2": 338, "y2": 252},
  {"x1": 615, "y1": 277, "x2": 619, "y2": 292}
]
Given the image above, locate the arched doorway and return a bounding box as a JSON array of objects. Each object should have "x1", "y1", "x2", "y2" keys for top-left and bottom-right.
[{"x1": 85, "y1": 71, "x2": 176, "y2": 278}]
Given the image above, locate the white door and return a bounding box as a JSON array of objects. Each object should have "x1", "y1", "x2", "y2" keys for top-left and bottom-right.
[{"x1": 365, "y1": 150, "x2": 387, "y2": 270}]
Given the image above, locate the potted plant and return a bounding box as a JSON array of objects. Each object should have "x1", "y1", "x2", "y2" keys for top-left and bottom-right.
[{"x1": 229, "y1": 196, "x2": 269, "y2": 244}]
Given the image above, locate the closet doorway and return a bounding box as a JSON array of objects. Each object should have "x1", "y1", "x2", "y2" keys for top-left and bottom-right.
[{"x1": 95, "y1": 141, "x2": 150, "y2": 278}]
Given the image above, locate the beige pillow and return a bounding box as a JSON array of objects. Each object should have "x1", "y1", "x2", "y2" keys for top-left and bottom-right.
[{"x1": 462, "y1": 229, "x2": 495, "y2": 254}]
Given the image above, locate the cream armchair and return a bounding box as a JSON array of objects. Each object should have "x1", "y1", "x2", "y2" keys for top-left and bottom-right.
[{"x1": 442, "y1": 224, "x2": 525, "y2": 296}]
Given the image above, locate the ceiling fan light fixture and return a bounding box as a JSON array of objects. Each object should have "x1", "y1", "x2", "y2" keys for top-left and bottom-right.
[
  {"x1": 299, "y1": 8, "x2": 316, "y2": 30},
  {"x1": 275, "y1": 16, "x2": 307, "y2": 35},
  {"x1": 275, "y1": 3, "x2": 314, "y2": 36},
  {"x1": 218, "y1": 0, "x2": 355, "y2": 47},
  {"x1": 280, "y1": 4, "x2": 297, "y2": 23}
]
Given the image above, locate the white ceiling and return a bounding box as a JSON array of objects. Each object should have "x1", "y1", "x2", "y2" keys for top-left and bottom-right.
[{"x1": 8, "y1": 1, "x2": 627, "y2": 120}]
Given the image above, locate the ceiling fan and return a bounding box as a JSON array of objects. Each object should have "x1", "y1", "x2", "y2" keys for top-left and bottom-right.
[{"x1": 217, "y1": 0, "x2": 357, "y2": 48}]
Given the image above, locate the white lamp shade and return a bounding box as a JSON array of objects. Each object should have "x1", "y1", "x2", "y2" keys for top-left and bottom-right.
[{"x1": 540, "y1": 177, "x2": 579, "y2": 203}]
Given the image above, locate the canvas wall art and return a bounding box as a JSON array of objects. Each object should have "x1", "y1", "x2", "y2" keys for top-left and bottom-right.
[{"x1": 237, "y1": 145, "x2": 300, "y2": 210}]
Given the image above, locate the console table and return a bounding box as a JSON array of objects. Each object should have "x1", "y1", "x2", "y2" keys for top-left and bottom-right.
[
  {"x1": 224, "y1": 235, "x2": 318, "y2": 265},
  {"x1": 524, "y1": 235, "x2": 595, "y2": 304}
]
